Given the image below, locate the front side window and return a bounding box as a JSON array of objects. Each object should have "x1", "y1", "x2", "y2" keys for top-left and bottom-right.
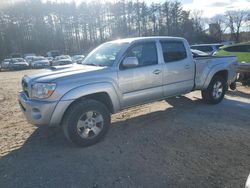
[
  {"x1": 125, "y1": 42, "x2": 158, "y2": 67},
  {"x1": 161, "y1": 41, "x2": 187, "y2": 63}
]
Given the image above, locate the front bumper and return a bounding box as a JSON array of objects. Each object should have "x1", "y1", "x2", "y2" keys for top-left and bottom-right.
[{"x1": 18, "y1": 91, "x2": 57, "y2": 125}]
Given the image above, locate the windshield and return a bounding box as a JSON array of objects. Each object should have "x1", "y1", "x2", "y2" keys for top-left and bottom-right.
[{"x1": 82, "y1": 42, "x2": 128, "y2": 67}]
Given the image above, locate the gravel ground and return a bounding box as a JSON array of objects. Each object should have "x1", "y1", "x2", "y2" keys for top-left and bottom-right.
[{"x1": 0, "y1": 69, "x2": 250, "y2": 188}]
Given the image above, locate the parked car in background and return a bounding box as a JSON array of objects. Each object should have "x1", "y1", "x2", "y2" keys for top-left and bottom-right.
[
  {"x1": 25, "y1": 56, "x2": 36, "y2": 65},
  {"x1": 214, "y1": 42, "x2": 250, "y2": 63},
  {"x1": 191, "y1": 43, "x2": 224, "y2": 55},
  {"x1": 47, "y1": 50, "x2": 60, "y2": 58},
  {"x1": 8, "y1": 58, "x2": 29, "y2": 70},
  {"x1": 0, "y1": 58, "x2": 11, "y2": 71},
  {"x1": 46, "y1": 57, "x2": 54, "y2": 66},
  {"x1": 52, "y1": 55, "x2": 72, "y2": 66},
  {"x1": 30, "y1": 56, "x2": 50, "y2": 68},
  {"x1": 10, "y1": 53, "x2": 22, "y2": 58},
  {"x1": 72, "y1": 55, "x2": 85, "y2": 64}
]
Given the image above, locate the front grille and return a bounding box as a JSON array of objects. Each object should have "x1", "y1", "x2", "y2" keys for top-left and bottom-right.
[{"x1": 22, "y1": 79, "x2": 29, "y2": 97}]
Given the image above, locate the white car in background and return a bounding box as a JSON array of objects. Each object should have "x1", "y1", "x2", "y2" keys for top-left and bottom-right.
[
  {"x1": 46, "y1": 57, "x2": 54, "y2": 66},
  {"x1": 30, "y1": 56, "x2": 50, "y2": 68},
  {"x1": 52, "y1": 55, "x2": 73, "y2": 66},
  {"x1": 9, "y1": 58, "x2": 29, "y2": 70},
  {"x1": 72, "y1": 55, "x2": 85, "y2": 64},
  {"x1": 25, "y1": 56, "x2": 36, "y2": 65},
  {"x1": 0, "y1": 58, "x2": 11, "y2": 71}
]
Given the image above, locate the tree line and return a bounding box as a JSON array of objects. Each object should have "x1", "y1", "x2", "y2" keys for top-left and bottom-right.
[{"x1": 0, "y1": 0, "x2": 249, "y2": 60}]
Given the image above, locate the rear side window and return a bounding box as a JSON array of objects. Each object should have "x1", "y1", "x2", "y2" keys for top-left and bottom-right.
[
  {"x1": 224, "y1": 45, "x2": 250, "y2": 53},
  {"x1": 191, "y1": 46, "x2": 213, "y2": 52},
  {"x1": 161, "y1": 41, "x2": 187, "y2": 63}
]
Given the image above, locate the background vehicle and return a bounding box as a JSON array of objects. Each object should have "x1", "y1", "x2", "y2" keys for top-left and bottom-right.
[
  {"x1": 214, "y1": 42, "x2": 250, "y2": 85},
  {"x1": 47, "y1": 50, "x2": 60, "y2": 58},
  {"x1": 9, "y1": 58, "x2": 29, "y2": 70},
  {"x1": 18, "y1": 37, "x2": 237, "y2": 147},
  {"x1": 30, "y1": 56, "x2": 50, "y2": 68},
  {"x1": 0, "y1": 58, "x2": 11, "y2": 71},
  {"x1": 72, "y1": 55, "x2": 85, "y2": 64},
  {"x1": 25, "y1": 56, "x2": 36, "y2": 65},
  {"x1": 52, "y1": 55, "x2": 72, "y2": 66},
  {"x1": 191, "y1": 43, "x2": 224, "y2": 54},
  {"x1": 46, "y1": 57, "x2": 54, "y2": 66},
  {"x1": 214, "y1": 42, "x2": 250, "y2": 63}
]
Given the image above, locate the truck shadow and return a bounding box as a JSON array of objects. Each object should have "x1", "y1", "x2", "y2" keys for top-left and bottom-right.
[
  {"x1": 226, "y1": 89, "x2": 250, "y2": 99},
  {"x1": 0, "y1": 96, "x2": 250, "y2": 187}
]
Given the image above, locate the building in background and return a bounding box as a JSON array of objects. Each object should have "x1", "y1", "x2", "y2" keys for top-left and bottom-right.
[{"x1": 209, "y1": 23, "x2": 222, "y2": 42}]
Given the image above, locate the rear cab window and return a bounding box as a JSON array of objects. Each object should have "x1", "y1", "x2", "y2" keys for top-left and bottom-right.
[{"x1": 160, "y1": 40, "x2": 187, "y2": 63}]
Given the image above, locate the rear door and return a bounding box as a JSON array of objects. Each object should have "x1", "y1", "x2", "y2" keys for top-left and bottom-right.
[
  {"x1": 118, "y1": 41, "x2": 164, "y2": 108},
  {"x1": 160, "y1": 40, "x2": 195, "y2": 97}
]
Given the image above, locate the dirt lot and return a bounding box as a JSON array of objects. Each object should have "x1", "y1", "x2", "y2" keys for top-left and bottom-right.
[{"x1": 0, "y1": 70, "x2": 250, "y2": 188}]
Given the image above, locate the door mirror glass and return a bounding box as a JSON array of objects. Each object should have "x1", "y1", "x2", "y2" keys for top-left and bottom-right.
[{"x1": 122, "y1": 57, "x2": 139, "y2": 68}]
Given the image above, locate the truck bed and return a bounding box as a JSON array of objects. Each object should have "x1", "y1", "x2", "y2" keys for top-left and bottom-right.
[{"x1": 194, "y1": 56, "x2": 237, "y2": 90}]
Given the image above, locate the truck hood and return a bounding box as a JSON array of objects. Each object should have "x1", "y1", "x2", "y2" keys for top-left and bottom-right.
[{"x1": 24, "y1": 64, "x2": 107, "y2": 83}]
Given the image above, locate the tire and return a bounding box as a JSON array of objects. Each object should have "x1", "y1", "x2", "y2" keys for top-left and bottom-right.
[
  {"x1": 62, "y1": 99, "x2": 111, "y2": 147},
  {"x1": 229, "y1": 82, "x2": 236, "y2": 90},
  {"x1": 201, "y1": 75, "x2": 226, "y2": 104}
]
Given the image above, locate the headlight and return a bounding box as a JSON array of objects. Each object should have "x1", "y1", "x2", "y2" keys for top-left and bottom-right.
[{"x1": 31, "y1": 83, "x2": 56, "y2": 99}]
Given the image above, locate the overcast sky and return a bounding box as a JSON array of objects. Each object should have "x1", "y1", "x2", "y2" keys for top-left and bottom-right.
[{"x1": 2, "y1": 0, "x2": 250, "y2": 18}]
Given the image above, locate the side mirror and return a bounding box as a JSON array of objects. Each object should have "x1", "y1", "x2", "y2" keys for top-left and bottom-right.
[{"x1": 122, "y1": 57, "x2": 139, "y2": 68}]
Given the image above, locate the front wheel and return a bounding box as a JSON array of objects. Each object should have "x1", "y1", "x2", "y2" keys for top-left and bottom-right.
[
  {"x1": 62, "y1": 99, "x2": 111, "y2": 147},
  {"x1": 201, "y1": 75, "x2": 226, "y2": 104}
]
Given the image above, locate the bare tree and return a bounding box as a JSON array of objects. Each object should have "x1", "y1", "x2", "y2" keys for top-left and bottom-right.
[{"x1": 225, "y1": 10, "x2": 249, "y2": 42}]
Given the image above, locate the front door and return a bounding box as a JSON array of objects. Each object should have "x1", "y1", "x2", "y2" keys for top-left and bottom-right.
[
  {"x1": 160, "y1": 40, "x2": 195, "y2": 97},
  {"x1": 118, "y1": 42, "x2": 164, "y2": 108}
]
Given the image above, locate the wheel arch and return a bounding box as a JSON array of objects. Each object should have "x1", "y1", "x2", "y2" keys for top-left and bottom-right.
[
  {"x1": 203, "y1": 69, "x2": 228, "y2": 90},
  {"x1": 49, "y1": 82, "x2": 121, "y2": 127}
]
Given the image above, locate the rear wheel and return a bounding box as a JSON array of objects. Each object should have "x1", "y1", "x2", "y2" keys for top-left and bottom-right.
[
  {"x1": 201, "y1": 75, "x2": 226, "y2": 104},
  {"x1": 62, "y1": 99, "x2": 111, "y2": 147}
]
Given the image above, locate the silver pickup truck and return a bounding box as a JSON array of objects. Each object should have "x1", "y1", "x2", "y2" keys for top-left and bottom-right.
[{"x1": 18, "y1": 37, "x2": 237, "y2": 146}]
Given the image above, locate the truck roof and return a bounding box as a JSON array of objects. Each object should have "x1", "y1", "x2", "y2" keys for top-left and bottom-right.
[{"x1": 108, "y1": 36, "x2": 185, "y2": 44}]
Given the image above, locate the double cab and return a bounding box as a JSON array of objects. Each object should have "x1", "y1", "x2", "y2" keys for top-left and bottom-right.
[{"x1": 19, "y1": 37, "x2": 237, "y2": 146}]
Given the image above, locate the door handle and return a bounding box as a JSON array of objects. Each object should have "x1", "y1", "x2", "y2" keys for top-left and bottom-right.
[
  {"x1": 185, "y1": 65, "x2": 190, "y2": 69},
  {"x1": 153, "y1": 69, "x2": 161, "y2": 75}
]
